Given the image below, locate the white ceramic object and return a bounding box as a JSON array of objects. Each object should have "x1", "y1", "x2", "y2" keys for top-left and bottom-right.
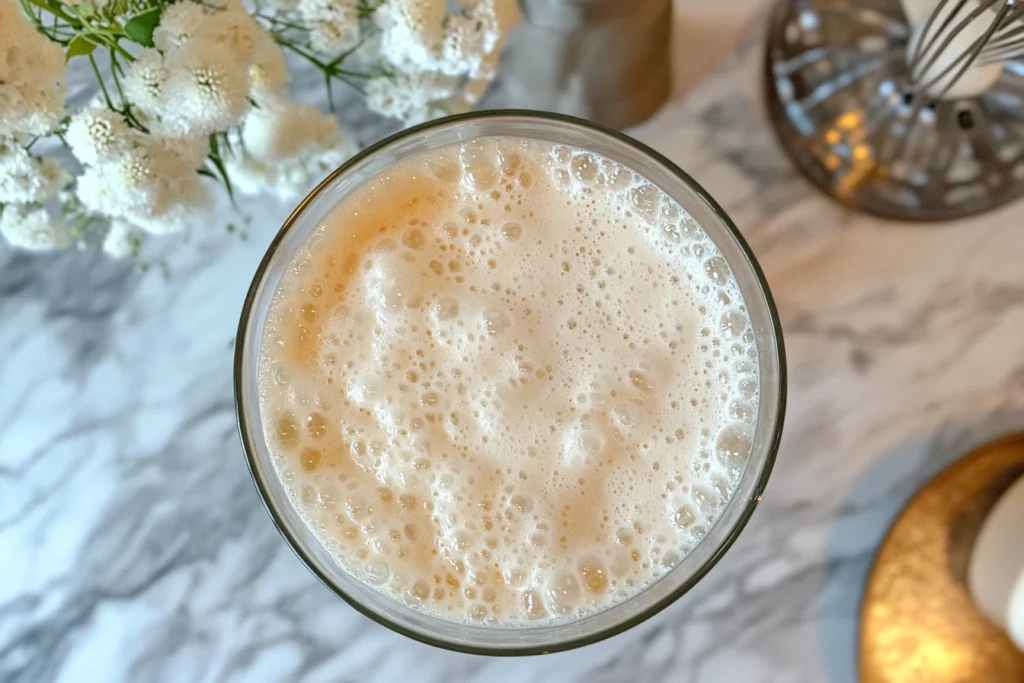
[
  {"x1": 904, "y1": 0, "x2": 1004, "y2": 99},
  {"x1": 968, "y1": 473, "x2": 1024, "y2": 651}
]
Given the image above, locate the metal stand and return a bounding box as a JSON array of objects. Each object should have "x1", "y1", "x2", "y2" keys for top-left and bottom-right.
[{"x1": 763, "y1": 0, "x2": 1024, "y2": 221}]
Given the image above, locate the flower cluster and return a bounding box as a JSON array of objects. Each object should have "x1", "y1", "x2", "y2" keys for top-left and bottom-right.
[
  {"x1": 0, "y1": 0, "x2": 517, "y2": 257},
  {"x1": 0, "y1": 0, "x2": 71, "y2": 250},
  {"x1": 304, "y1": 0, "x2": 520, "y2": 123}
]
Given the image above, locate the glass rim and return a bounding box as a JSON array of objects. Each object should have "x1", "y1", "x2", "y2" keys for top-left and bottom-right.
[{"x1": 233, "y1": 109, "x2": 787, "y2": 656}]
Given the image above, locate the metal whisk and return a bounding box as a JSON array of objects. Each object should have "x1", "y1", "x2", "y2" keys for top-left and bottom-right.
[{"x1": 763, "y1": 0, "x2": 1024, "y2": 220}]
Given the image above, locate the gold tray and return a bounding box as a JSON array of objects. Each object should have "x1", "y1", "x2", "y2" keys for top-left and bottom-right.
[{"x1": 860, "y1": 432, "x2": 1024, "y2": 682}]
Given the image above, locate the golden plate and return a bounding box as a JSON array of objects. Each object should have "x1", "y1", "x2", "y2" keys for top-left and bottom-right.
[{"x1": 860, "y1": 432, "x2": 1024, "y2": 682}]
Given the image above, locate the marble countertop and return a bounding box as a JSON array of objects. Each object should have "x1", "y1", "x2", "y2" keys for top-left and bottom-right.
[{"x1": 5, "y1": 7, "x2": 1024, "y2": 683}]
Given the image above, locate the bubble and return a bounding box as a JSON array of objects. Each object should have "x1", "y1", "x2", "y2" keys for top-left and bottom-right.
[
  {"x1": 612, "y1": 403, "x2": 641, "y2": 429},
  {"x1": 365, "y1": 560, "x2": 389, "y2": 585},
  {"x1": 581, "y1": 430, "x2": 604, "y2": 457},
  {"x1": 545, "y1": 572, "x2": 581, "y2": 615},
  {"x1": 412, "y1": 579, "x2": 431, "y2": 601},
  {"x1": 522, "y1": 589, "x2": 548, "y2": 619},
  {"x1": 738, "y1": 377, "x2": 757, "y2": 399},
  {"x1": 300, "y1": 447, "x2": 322, "y2": 472},
  {"x1": 305, "y1": 412, "x2": 327, "y2": 439},
  {"x1": 510, "y1": 494, "x2": 534, "y2": 513},
  {"x1": 300, "y1": 485, "x2": 317, "y2": 506},
  {"x1": 374, "y1": 237, "x2": 398, "y2": 253},
  {"x1": 470, "y1": 604, "x2": 488, "y2": 620},
  {"x1": 403, "y1": 228, "x2": 425, "y2": 250},
  {"x1": 421, "y1": 391, "x2": 440, "y2": 407},
  {"x1": 299, "y1": 302, "x2": 316, "y2": 322},
  {"x1": 498, "y1": 150, "x2": 522, "y2": 175},
  {"x1": 720, "y1": 310, "x2": 747, "y2": 339},
  {"x1": 629, "y1": 183, "x2": 660, "y2": 223},
  {"x1": 501, "y1": 222, "x2": 522, "y2": 241},
  {"x1": 276, "y1": 412, "x2": 299, "y2": 446},
  {"x1": 629, "y1": 369, "x2": 656, "y2": 394},
  {"x1": 483, "y1": 307, "x2": 510, "y2": 335},
  {"x1": 436, "y1": 297, "x2": 459, "y2": 320},
  {"x1": 704, "y1": 256, "x2": 731, "y2": 285},
  {"x1": 570, "y1": 154, "x2": 599, "y2": 183},
  {"x1": 601, "y1": 160, "x2": 632, "y2": 189},
  {"x1": 661, "y1": 222, "x2": 684, "y2": 243},
  {"x1": 715, "y1": 423, "x2": 752, "y2": 470},
  {"x1": 578, "y1": 557, "x2": 608, "y2": 594},
  {"x1": 729, "y1": 400, "x2": 755, "y2": 421},
  {"x1": 674, "y1": 504, "x2": 698, "y2": 529},
  {"x1": 425, "y1": 158, "x2": 460, "y2": 183},
  {"x1": 464, "y1": 164, "x2": 498, "y2": 191}
]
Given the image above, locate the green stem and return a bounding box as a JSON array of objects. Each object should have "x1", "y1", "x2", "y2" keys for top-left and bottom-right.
[
  {"x1": 277, "y1": 39, "x2": 327, "y2": 69},
  {"x1": 108, "y1": 49, "x2": 126, "y2": 104},
  {"x1": 23, "y1": 0, "x2": 76, "y2": 25},
  {"x1": 89, "y1": 54, "x2": 114, "y2": 109},
  {"x1": 256, "y1": 13, "x2": 307, "y2": 32}
]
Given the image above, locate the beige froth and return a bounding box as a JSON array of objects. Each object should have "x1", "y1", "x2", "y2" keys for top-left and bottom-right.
[{"x1": 258, "y1": 137, "x2": 759, "y2": 625}]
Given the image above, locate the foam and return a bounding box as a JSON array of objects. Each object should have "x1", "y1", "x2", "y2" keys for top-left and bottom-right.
[{"x1": 257, "y1": 136, "x2": 760, "y2": 626}]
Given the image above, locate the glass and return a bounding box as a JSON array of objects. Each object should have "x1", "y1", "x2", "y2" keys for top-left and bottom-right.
[{"x1": 234, "y1": 111, "x2": 786, "y2": 655}]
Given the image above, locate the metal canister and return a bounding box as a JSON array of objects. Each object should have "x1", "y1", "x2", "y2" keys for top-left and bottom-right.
[{"x1": 492, "y1": 0, "x2": 672, "y2": 129}]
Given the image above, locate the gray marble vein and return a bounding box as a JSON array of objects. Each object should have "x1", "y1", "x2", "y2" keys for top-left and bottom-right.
[{"x1": 5, "y1": 12, "x2": 1024, "y2": 683}]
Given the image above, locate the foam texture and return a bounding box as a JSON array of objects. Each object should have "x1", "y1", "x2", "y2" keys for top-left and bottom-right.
[{"x1": 258, "y1": 137, "x2": 760, "y2": 626}]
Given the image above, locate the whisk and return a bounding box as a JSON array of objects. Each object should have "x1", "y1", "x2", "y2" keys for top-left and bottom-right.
[
  {"x1": 906, "y1": 0, "x2": 1024, "y2": 98},
  {"x1": 763, "y1": 0, "x2": 1024, "y2": 220}
]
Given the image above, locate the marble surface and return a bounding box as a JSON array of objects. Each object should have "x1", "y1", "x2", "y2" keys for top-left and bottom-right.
[{"x1": 5, "y1": 10, "x2": 1024, "y2": 683}]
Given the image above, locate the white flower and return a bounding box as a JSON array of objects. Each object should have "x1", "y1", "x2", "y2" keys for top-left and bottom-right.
[
  {"x1": 249, "y1": 28, "x2": 291, "y2": 98},
  {"x1": 0, "y1": 205, "x2": 70, "y2": 251},
  {"x1": 102, "y1": 220, "x2": 142, "y2": 259},
  {"x1": 75, "y1": 166, "x2": 121, "y2": 217},
  {"x1": 123, "y1": 49, "x2": 168, "y2": 118},
  {"x1": 213, "y1": 5, "x2": 261, "y2": 65},
  {"x1": 39, "y1": 157, "x2": 72, "y2": 194},
  {"x1": 227, "y1": 94, "x2": 356, "y2": 200},
  {"x1": 66, "y1": 108, "x2": 133, "y2": 166},
  {"x1": 0, "y1": 144, "x2": 69, "y2": 204},
  {"x1": 367, "y1": 0, "x2": 519, "y2": 122},
  {"x1": 298, "y1": 0, "x2": 361, "y2": 54},
  {"x1": 129, "y1": 198, "x2": 209, "y2": 235},
  {"x1": 239, "y1": 96, "x2": 338, "y2": 160},
  {"x1": 156, "y1": 134, "x2": 210, "y2": 169},
  {"x1": 153, "y1": 1, "x2": 209, "y2": 52},
  {"x1": 374, "y1": 0, "x2": 446, "y2": 70},
  {"x1": 162, "y1": 43, "x2": 250, "y2": 136},
  {"x1": 365, "y1": 71, "x2": 459, "y2": 123},
  {"x1": 76, "y1": 136, "x2": 211, "y2": 235},
  {"x1": 0, "y1": 1, "x2": 67, "y2": 136}
]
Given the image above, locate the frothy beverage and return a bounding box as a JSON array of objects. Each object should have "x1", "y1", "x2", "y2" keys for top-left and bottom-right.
[{"x1": 258, "y1": 137, "x2": 759, "y2": 625}]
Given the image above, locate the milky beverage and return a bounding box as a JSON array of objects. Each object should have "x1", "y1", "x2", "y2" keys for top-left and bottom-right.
[{"x1": 258, "y1": 136, "x2": 759, "y2": 625}]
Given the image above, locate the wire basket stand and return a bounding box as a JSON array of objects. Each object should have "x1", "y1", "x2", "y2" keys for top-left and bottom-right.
[{"x1": 764, "y1": 0, "x2": 1024, "y2": 220}]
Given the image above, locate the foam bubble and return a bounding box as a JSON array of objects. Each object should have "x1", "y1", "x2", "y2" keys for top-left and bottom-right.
[{"x1": 257, "y1": 135, "x2": 760, "y2": 628}]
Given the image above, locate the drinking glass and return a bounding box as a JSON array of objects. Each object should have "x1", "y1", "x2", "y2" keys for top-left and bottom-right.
[{"x1": 234, "y1": 111, "x2": 787, "y2": 655}]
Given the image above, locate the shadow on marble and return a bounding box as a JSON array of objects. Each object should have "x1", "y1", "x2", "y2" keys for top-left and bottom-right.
[{"x1": 816, "y1": 409, "x2": 1024, "y2": 683}]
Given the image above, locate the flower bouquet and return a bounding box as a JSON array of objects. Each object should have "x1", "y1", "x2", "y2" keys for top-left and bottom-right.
[{"x1": 0, "y1": 0, "x2": 517, "y2": 256}]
